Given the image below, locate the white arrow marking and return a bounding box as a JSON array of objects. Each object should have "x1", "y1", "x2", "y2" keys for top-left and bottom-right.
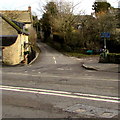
[{"x1": 53, "y1": 57, "x2": 57, "y2": 64}]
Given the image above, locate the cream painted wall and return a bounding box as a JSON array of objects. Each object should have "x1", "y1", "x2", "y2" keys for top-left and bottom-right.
[
  {"x1": 25, "y1": 24, "x2": 32, "y2": 29},
  {"x1": 3, "y1": 34, "x2": 29, "y2": 65}
]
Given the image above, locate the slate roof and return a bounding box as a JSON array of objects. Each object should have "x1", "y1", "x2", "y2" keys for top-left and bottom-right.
[
  {"x1": 0, "y1": 10, "x2": 32, "y2": 23},
  {"x1": 0, "y1": 14, "x2": 29, "y2": 35},
  {"x1": 1, "y1": 18, "x2": 18, "y2": 36},
  {"x1": 0, "y1": 14, "x2": 29, "y2": 46}
]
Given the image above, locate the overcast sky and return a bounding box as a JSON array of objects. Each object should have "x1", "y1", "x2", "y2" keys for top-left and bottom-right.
[{"x1": 0, "y1": 0, "x2": 119, "y2": 18}]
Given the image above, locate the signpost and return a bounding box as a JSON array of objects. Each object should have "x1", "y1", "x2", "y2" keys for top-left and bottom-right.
[
  {"x1": 100, "y1": 32, "x2": 110, "y2": 49},
  {"x1": 100, "y1": 32, "x2": 110, "y2": 38},
  {"x1": 100, "y1": 32, "x2": 110, "y2": 62}
]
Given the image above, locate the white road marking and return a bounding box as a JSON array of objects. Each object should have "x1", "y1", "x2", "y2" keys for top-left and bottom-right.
[
  {"x1": 53, "y1": 57, "x2": 55, "y2": 60},
  {"x1": 58, "y1": 68, "x2": 64, "y2": 70},
  {"x1": 76, "y1": 58, "x2": 84, "y2": 61},
  {"x1": 73, "y1": 93, "x2": 119, "y2": 100},
  {"x1": 87, "y1": 70, "x2": 96, "y2": 72},
  {"x1": 1, "y1": 85, "x2": 120, "y2": 103},
  {"x1": 57, "y1": 68, "x2": 71, "y2": 71},
  {"x1": 53, "y1": 57, "x2": 57, "y2": 64},
  {"x1": 3, "y1": 72, "x2": 119, "y2": 82}
]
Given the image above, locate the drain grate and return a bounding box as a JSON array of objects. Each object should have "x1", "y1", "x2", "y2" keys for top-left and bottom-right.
[{"x1": 64, "y1": 104, "x2": 118, "y2": 118}]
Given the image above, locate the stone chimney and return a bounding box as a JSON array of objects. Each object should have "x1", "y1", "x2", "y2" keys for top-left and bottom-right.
[
  {"x1": 28, "y1": 6, "x2": 33, "y2": 23},
  {"x1": 28, "y1": 6, "x2": 31, "y2": 13}
]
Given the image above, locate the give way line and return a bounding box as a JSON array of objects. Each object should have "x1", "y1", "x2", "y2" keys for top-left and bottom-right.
[{"x1": 0, "y1": 85, "x2": 120, "y2": 104}]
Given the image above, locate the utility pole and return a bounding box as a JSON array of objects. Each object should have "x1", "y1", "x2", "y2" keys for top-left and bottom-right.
[
  {"x1": 104, "y1": 37, "x2": 106, "y2": 49},
  {"x1": 101, "y1": 32, "x2": 110, "y2": 50}
]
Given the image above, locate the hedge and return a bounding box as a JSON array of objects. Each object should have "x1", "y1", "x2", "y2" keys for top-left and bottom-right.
[
  {"x1": 99, "y1": 53, "x2": 120, "y2": 64},
  {"x1": 107, "y1": 53, "x2": 120, "y2": 64}
]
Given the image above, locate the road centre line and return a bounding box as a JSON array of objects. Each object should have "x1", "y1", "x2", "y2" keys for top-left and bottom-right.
[
  {"x1": 1, "y1": 85, "x2": 119, "y2": 100},
  {"x1": 57, "y1": 68, "x2": 71, "y2": 71},
  {"x1": 58, "y1": 68, "x2": 64, "y2": 70},
  {"x1": 3, "y1": 72, "x2": 119, "y2": 82},
  {"x1": 53, "y1": 57, "x2": 55, "y2": 60},
  {"x1": 0, "y1": 85, "x2": 120, "y2": 103}
]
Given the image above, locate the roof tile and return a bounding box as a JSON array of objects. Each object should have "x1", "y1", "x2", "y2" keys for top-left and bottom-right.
[{"x1": 0, "y1": 10, "x2": 32, "y2": 23}]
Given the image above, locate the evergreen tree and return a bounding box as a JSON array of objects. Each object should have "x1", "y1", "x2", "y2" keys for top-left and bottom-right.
[
  {"x1": 41, "y1": 2, "x2": 58, "y2": 41},
  {"x1": 92, "y1": 2, "x2": 111, "y2": 14}
]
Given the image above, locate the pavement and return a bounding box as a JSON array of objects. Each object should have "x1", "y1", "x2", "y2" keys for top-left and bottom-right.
[{"x1": 82, "y1": 59, "x2": 120, "y2": 73}]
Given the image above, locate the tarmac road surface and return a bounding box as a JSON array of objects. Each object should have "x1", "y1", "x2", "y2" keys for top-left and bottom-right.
[{"x1": 1, "y1": 42, "x2": 119, "y2": 118}]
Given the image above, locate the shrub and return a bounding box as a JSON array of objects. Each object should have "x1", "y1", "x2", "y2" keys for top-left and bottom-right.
[
  {"x1": 63, "y1": 45, "x2": 72, "y2": 52},
  {"x1": 99, "y1": 53, "x2": 120, "y2": 64},
  {"x1": 107, "y1": 53, "x2": 120, "y2": 64},
  {"x1": 53, "y1": 42, "x2": 62, "y2": 50},
  {"x1": 53, "y1": 32, "x2": 64, "y2": 44},
  {"x1": 28, "y1": 27, "x2": 37, "y2": 46}
]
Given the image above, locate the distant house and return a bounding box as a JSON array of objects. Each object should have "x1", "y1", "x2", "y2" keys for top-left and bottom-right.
[
  {"x1": 0, "y1": 14, "x2": 31, "y2": 65},
  {"x1": 0, "y1": 6, "x2": 32, "y2": 29}
]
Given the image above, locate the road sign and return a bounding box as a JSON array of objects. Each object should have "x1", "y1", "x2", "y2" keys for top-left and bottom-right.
[{"x1": 100, "y1": 32, "x2": 110, "y2": 38}]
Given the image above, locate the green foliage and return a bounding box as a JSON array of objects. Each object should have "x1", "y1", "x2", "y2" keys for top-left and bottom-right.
[
  {"x1": 44, "y1": 2, "x2": 58, "y2": 16},
  {"x1": 28, "y1": 27, "x2": 37, "y2": 46},
  {"x1": 99, "y1": 53, "x2": 120, "y2": 63},
  {"x1": 63, "y1": 52, "x2": 99, "y2": 58},
  {"x1": 41, "y1": 2, "x2": 59, "y2": 42},
  {"x1": 107, "y1": 53, "x2": 120, "y2": 64},
  {"x1": 33, "y1": 16, "x2": 41, "y2": 30},
  {"x1": 53, "y1": 32, "x2": 64, "y2": 44},
  {"x1": 41, "y1": 13, "x2": 52, "y2": 41},
  {"x1": 116, "y1": 8, "x2": 120, "y2": 28},
  {"x1": 40, "y1": 1, "x2": 119, "y2": 53},
  {"x1": 92, "y1": 2, "x2": 111, "y2": 13}
]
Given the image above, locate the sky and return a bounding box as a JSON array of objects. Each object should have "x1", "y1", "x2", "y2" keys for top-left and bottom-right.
[{"x1": 0, "y1": 0, "x2": 119, "y2": 18}]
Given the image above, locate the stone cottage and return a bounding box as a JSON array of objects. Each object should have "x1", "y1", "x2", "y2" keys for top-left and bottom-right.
[{"x1": 0, "y1": 14, "x2": 31, "y2": 65}]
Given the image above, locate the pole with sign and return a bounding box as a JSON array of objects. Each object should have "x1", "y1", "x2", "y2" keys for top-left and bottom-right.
[
  {"x1": 100, "y1": 32, "x2": 110, "y2": 49},
  {"x1": 104, "y1": 38, "x2": 106, "y2": 49}
]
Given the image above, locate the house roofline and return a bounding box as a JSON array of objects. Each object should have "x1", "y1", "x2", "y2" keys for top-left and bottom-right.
[
  {"x1": 0, "y1": 13, "x2": 29, "y2": 35},
  {"x1": 0, "y1": 10, "x2": 30, "y2": 13}
]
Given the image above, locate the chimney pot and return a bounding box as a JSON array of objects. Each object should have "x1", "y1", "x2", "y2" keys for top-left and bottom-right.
[{"x1": 28, "y1": 6, "x2": 31, "y2": 12}]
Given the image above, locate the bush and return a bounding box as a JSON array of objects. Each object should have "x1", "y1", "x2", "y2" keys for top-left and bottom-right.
[
  {"x1": 53, "y1": 42, "x2": 62, "y2": 50},
  {"x1": 28, "y1": 27, "x2": 37, "y2": 46},
  {"x1": 99, "y1": 53, "x2": 120, "y2": 64},
  {"x1": 107, "y1": 53, "x2": 120, "y2": 64},
  {"x1": 53, "y1": 32, "x2": 64, "y2": 44},
  {"x1": 63, "y1": 45, "x2": 72, "y2": 52}
]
